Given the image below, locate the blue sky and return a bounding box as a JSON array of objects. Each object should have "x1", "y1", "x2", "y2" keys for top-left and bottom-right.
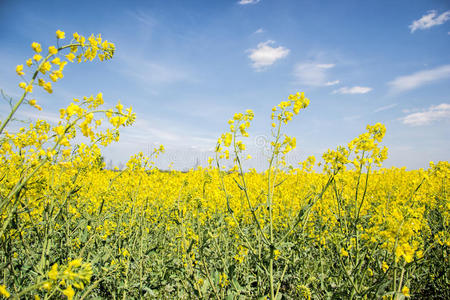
[{"x1": 1, "y1": 0, "x2": 449, "y2": 170}]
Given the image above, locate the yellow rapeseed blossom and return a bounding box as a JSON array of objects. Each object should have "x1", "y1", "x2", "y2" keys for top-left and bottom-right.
[
  {"x1": 0, "y1": 285, "x2": 10, "y2": 298},
  {"x1": 66, "y1": 53, "x2": 75, "y2": 62},
  {"x1": 402, "y1": 286, "x2": 410, "y2": 297},
  {"x1": 382, "y1": 261, "x2": 389, "y2": 273},
  {"x1": 43, "y1": 81, "x2": 53, "y2": 93},
  {"x1": 33, "y1": 54, "x2": 42, "y2": 62},
  {"x1": 48, "y1": 45, "x2": 58, "y2": 55},
  {"x1": 28, "y1": 99, "x2": 42, "y2": 111},
  {"x1": 56, "y1": 29, "x2": 65, "y2": 39},
  {"x1": 16, "y1": 64, "x2": 24, "y2": 76},
  {"x1": 31, "y1": 42, "x2": 42, "y2": 53},
  {"x1": 48, "y1": 264, "x2": 58, "y2": 280},
  {"x1": 62, "y1": 285, "x2": 74, "y2": 300},
  {"x1": 39, "y1": 61, "x2": 51, "y2": 74}
]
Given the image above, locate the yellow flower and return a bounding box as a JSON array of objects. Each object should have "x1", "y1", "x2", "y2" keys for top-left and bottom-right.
[
  {"x1": 273, "y1": 249, "x2": 280, "y2": 260},
  {"x1": 66, "y1": 53, "x2": 75, "y2": 62},
  {"x1": 382, "y1": 261, "x2": 389, "y2": 273},
  {"x1": 39, "y1": 61, "x2": 52, "y2": 74},
  {"x1": 52, "y1": 57, "x2": 61, "y2": 65},
  {"x1": 48, "y1": 46, "x2": 58, "y2": 55},
  {"x1": 115, "y1": 101, "x2": 123, "y2": 113},
  {"x1": 33, "y1": 54, "x2": 42, "y2": 62},
  {"x1": 56, "y1": 30, "x2": 65, "y2": 39},
  {"x1": 219, "y1": 273, "x2": 229, "y2": 288},
  {"x1": 122, "y1": 249, "x2": 130, "y2": 257},
  {"x1": 49, "y1": 73, "x2": 58, "y2": 82},
  {"x1": 0, "y1": 285, "x2": 10, "y2": 298},
  {"x1": 62, "y1": 285, "x2": 75, "y2": 300},
  {"x1": 48, "y1": 263, "x2": 58, "y2": 280},
  {"x1": 340, "y1": 248, "x2": 349, "y2": 257},
  {"x1": 43, "y1": 82, "x2": 53, "y2": 94},
  {"x1": 31, "y1": 42, "x2": 42, "y2": 53},
  {"x1": 26, "y1": 58, "x2": 33, "y2": 66},
  {"x1": 66, "y1": 103, "x2": 81, "y2": 117},
  {"x1": 29, "y1": 99, "x2": 42, "y2": 110},
  {"x1": 68, "y1": 258, "x2": 82, "y2": 268},
  {"x1": 296, "y1": 284, "x2": 311, "y2": 300},
  {"x1": 402, "y1": 286, "x2": 410, "y2": 297},
  {"x1": 41, "y1": 282, "x2": 51, "y2": 290},
  {"x1": 16, "y1": 64, "x2": 24, "y2": 75}
]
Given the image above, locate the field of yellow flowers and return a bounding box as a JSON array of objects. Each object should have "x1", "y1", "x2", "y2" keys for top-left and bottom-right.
[{"x1": 0, "y1": 31, "x2": 449, "y2": 299}]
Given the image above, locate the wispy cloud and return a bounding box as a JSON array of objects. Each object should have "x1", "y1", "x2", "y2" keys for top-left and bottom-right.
[
  {"x1": 325, "y1": 80, "x2": 340, "y2": 86},
  {"x1": 374, "y1": 103, "x2": 397, "y2": 113},
  {"x1": 388, "y1": 64, "x2": 450, "y2": 93},
  {"x1": 294, "y1": 62, "x2": 338, "y2": 86},
  {"x1": 238, "y1": 0, "x2": 260, "y2": 5},
  {"x1": 247, "y1": 40, "x2": 290, "y2": 71},
  {"x1": 254, "y1": 28, "x2": 264, "y2": 34},
  {"x1": 401, "y1": 103, "x2": 450, "y2": 126},
  {"x1": 333, "y1": 86, "x2": 372, "y2": 94},
  {"x1": 129, "y1": 10, "x2": 156, "y2": 27},
  {"x1": 409, "y1": 10, "x2": 450, "y2": 33},
  {"x1": 344, "y1": 115, "x2": 361, "y2": 121}
]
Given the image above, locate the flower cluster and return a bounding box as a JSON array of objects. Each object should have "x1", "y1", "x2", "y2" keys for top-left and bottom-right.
[
  {"x1": 15, "y1": 30, "x2": 115, "y2": 112},
  {"x1": 42, "y1": 258, "x2": 93, "y2": 300},
  {"x1": 215, "y1": 109, "x2": 254, "y2": 171}
]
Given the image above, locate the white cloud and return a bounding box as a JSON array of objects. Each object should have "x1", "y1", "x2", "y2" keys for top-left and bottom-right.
[
  {"x1": 409, "y1": 10, "x2": 450, "y2": 33},
  {"x1": 325, "y1": 80, "x2": 340, "y2": 86},
  {"x1": 254, "y1": 28, "x2": 264, "y2": 34},
  {"x1": 374, "y1": 103, "x2": 398, "y2": 113},
  {"x1": 247, "y1": 40, "x2": 290, "y2": 70},
  {"x1": 316, "y1": 64, "x2": 335, "y2": 69},
  {"x1": 238, "y1": 0, "x2": 260, "y2": 5},
  {"x1": 388, "y1": 64, "x2": 450, "y2": 93},
  {"x1": 332, "y1": 86, "x2": 372, "y2": 94},
  {"x1": 294, "y1": 62, "x2": 338, "y2": 86},
  {"x1": 401, "y1": 103, "x2": 450, "y2": 126}
]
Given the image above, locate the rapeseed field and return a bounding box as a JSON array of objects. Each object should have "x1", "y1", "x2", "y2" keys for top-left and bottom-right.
[{"x1": 0, "y1": 31, "x2": 448, "y2": 299}]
